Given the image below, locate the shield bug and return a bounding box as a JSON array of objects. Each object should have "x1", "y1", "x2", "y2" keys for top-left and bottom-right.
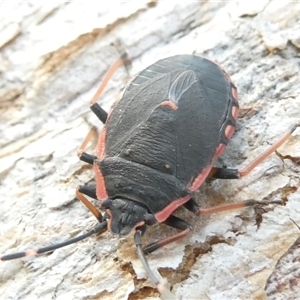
[{"x1": 1, "y1": 54, "x2": 299, "y2": 298}]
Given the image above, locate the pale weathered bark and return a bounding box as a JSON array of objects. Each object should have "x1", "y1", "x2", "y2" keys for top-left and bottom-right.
[{"x1": 0, "y1": 1, "x2": 300, "y2": 299}]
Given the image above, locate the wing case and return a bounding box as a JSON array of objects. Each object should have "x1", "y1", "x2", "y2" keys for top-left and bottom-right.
[{"x1": 103, "y1": 55, "x2": 238, "y2": 186}]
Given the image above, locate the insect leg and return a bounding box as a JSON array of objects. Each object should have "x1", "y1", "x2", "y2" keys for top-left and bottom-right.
[
  {"x1": 76, "y1": 188, "x2": 102, "y2": 222},
  {"x1": 90, "y1": 53, "x2": 129, "y2": 124},
  {"x1": 143, "y1": 215, "x2": 192, "y2": 255},
  {"x1": 78, "y1": 185, "x2": 97, "y2": 199},
  {"x1": 77, "y1": 126, "x2": 98, "y2": 165},
  {"x1": 184, "y1": 198, "x2": 282, "y2": 216},
  {"x1": 134, "y1": 230, "x2": 177, "y2": 300},
  {"x1": 78, "y1": 54, "x2": 130, "y2": 164},
  {"x1": 210, "y1": 123, "x2": 300, "y2": 179}
]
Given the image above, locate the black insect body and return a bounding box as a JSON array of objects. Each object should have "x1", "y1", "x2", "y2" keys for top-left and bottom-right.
[
  {"x1": 94, "y1": 56, "x2": 239, "y2": 233},
  {"x1": 1, "y1": 54, "x2": 298, "y2": 299}
]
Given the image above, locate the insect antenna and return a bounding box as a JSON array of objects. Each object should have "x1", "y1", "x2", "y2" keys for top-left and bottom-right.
[
  {"x1": 290, "y1": 218, "x2": 300, "y2": 230},
  {"x1": 1, "y1": 221, "x2": 107, "y2": 261},
  {"x1": 134, "y1": 230, "x2": 176, "y2": 300}
]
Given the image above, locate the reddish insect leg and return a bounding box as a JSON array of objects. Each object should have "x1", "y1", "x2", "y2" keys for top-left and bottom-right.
[
  {"x1": 77, "y1": 126, "x2": 98, "y2": 165},
  {"x1": 76, "y1": 128, "x2": 100, "y2": 220},
  {"x1": 143, "y1": 215, "x2": 192, "y2": 255},
  {"x1": 75, "y1": 127, "x2": 104, "y2": 223},
  {"x1": 90, "y1": 53, "x2": 129, "y2": 124},
  {"x1": 78, "y1": 54, "x2": 129, "y2": 165},
  {"x1": 184, "y1": 198, "x2": 282, "y2": 216},
  {"x1": 76, "y1": 188, "x2": 102, "y2": 222},
  {"x1": 209, "y1": 123, "x2": 300, "y2": 179}
]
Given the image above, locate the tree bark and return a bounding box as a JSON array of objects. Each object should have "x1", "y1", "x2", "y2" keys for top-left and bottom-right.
[{"x1": 1, "y1": 1, "x2": 300, "y2": 299}]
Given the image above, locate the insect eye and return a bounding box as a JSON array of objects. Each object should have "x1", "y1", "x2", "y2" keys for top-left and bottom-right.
[
  {"x1": 102, "y1": 199, "x2": 111, "y2": 209},
  {"x1": 144, "y1": 213, "x2": 156, "y2": 225}
]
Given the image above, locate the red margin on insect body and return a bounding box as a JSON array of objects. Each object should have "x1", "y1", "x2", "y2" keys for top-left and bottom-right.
[
  {"x1": 232, "y1": 105, "x2": 239, "y2": 119},
  {"x1": 160, "y1": 100, "x2": 178, "y2": 110},
  {"x1": 232, "y1": 88, "x2": 238, "y2": 101},
  {"x1": 154, "y1": 195, "x2": 191, "y2": 222},
  {"x1": 96, "y1": 128, "x2": 106, "y2": 159},
  {"x1": 225, "y1": 125, "x2": 236, "y2": 139},
  {"x1": 190, "y1": 164, "x2": 214, "y2": 192},
  {"x1": 94, "y1": 163, "x2": 108, "y2": 200}
]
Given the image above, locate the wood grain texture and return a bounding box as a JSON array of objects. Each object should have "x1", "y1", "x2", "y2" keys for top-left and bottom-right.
[{"x1": 1, "y1": 1, "x2": 300, "y2": 299}]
